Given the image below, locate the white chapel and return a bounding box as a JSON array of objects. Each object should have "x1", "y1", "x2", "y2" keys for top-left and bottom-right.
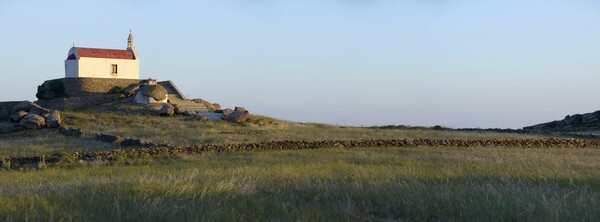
[{"x1": 65, "y1": 31, "x2": 140, "y2": 79}]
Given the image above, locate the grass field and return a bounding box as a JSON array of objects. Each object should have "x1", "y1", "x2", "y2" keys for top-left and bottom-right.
[
  {"x1": 1, "y1": 147, "x2": 599, "y2": 221},
  {"x1": 0, "y1": 129, "x2": 122, "y2": 157},
  {"x1": 60, "y1": 111, "x2": 544, "y2": 146},
  {"x1": 1, "y1": 110, "x2": 598, "y2": 221}
]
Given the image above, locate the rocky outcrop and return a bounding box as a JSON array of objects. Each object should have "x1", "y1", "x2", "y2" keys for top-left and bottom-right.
[
  {"x1": 173, "y1": 104, "x2": 184, "y2": 115},
  {"x1": 10, "y1": 111, "x2": 28, "y2": 122},
  {"x1": 224, "y1": 107, "x2": 250, "y2": 123},
  {"x1": 134, "y1": 85, "x2": 168, "y2": 104},
  {"x1": 19, "y1": 114, "x2": 46, "y2": 129},
  {"x1": 46, "y1": 111, "x2": 61, "y2": 128},
  {"x1": 222, "y1": 108, "x2": 234, "y2": 116},
  {"x1": 0, "y1": 101, "x2": 61, "y2": 134},
  {"x1": 159, "y1": 104, "x2": 175, "y2": 117},
  {"x1": 524, "y1": 110, "x2": 600, "y2": 131},
  {"x1": 122, "y1": 84, "x2": 142, "y2": 97}
]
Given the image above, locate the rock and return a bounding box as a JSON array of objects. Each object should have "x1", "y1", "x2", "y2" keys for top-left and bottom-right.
[
  {"x1": 133, "y1": 91, "x2": 168, "y2": 104},
  {"x1": 225, "y1": 110, "x2": 250, "y2": 123},
  {"x1": 121, "y1": 138, "x2": 143, "y2": 147},
  {"x1": 10, "y1": 111, "x2": 28, "y2": 122},
  {"x1": 182, "y1": 111, "x2": 196, "y2": 116},
  {"x1": 203, "y1": 102, "x2": 216, "y2": 111},
  {"x1": 19, "y1": 114, "x2": 46, "y2": 129},
  {"x1": 196, "y1": 116, "x2": 209, "y2": 122},
  {"x1": 159, "y1": 104, "x2": 175, "y2": 117},
  {"x1": 28, "y1": 102, "x2": 51, "y2": 116},
  {"x1": 58, "y1": 126, "x2": 83, "y2": 137},
  {"x1": 140, "y1": 85, "x2": 168, "y2": 101},
  {"x1": 10, "y1": 101, "x2": 30, "y2": 113},
  {"x1": 96, "y1": 133, "x2": 123, "y2": 143},
  {"x1": 46, "y1": 110, "x2": 61, "y2": 128},
  {"x1": 123, "y1": 84, "x2": 142, "y2": 97},
  {"x1": 212, "y1": 103, "x2": 221, "y2": 110},
  {"x1": 0, "y1": 122, "x2": 19, "y2": 133},
  {"x1": 192, "y1": 98, "x2": 204, "y2": 103},
  {"x1": 222, "y1": 108, "x2": 234, "y2": 116},
  {"x1": 0, "y1": 107, "x2": 10, "y2": 121},
  {"x1": 234, "y1": 107, "x2": 247, "y2": 113},
  {"x1": 173, "y1": 104, "x2": 184, "y2": 114},
  {"x1": 133, "y1": 85, "x2": 169, "y2": 104}
]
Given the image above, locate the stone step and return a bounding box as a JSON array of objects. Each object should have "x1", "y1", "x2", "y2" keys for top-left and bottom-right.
[{"x1": 168, "y1": 98, "x2": 209, "y2": 112}]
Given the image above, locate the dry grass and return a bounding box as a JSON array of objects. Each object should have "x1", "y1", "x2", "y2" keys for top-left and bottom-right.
[
  {"x1": 60, "y1": 111, "x2": 544, "y2": 146},
  {"x1": 0, "y1": 147, "x2": 599, "y2": 221},
  {"x1": 0, "y1": 129, "x2": 122, "y2": 157}
]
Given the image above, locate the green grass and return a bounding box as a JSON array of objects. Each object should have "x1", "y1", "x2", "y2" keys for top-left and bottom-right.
[
  {"x1": 1, "y1": 147, "x2": 599, "y2": 221},
  {"x1": 0, "y1": 129, "x2": 122, "y2": 157},
  {"x1": 60, "y1": 111, "x2": 545, "y2": 146}
]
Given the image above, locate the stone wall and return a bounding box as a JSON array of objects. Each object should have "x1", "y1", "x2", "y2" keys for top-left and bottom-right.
[
  {"x1": 36, "y1": 94, "x2": 122, "y2": 110},
  {"x1": 43, "y1": 77, "x2": 142, "y2": 98}
]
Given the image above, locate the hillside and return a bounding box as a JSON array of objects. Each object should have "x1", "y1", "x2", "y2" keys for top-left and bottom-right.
[{"x1": 524, "y1": 110, "x2": 600, "y2": 132}]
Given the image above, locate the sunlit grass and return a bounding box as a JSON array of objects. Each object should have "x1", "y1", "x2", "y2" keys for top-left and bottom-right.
[
  {"x1": 1, "y1": 147, "x2": 599, "y2": 221},
  {"x1": 0, "y1": 129, "x2": 122, "y2": 157},
  {"x1": 60, "y1": 111, "x2": 545, "y2": 146}
]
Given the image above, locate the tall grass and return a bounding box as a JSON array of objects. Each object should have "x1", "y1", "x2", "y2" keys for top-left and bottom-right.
[
  {"x1": 0, "y1": 129, "x2": 122, "y2": 157},
  {"x1": 1, "y1": 147, "x2": 598, "y2": 221}
]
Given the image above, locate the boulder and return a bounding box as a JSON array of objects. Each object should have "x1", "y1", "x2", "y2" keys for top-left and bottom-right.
[
  {"x1": 11, "y1": 101, "x2": 30, "y2": 113},
  {"x1": 173, "y1": 104, "x2": 184, "y2": 114},
  {"x1": 46, "y1": 110, "x2": 61, "y2": 128},
  {"x1": 182, "y1": 111, "x2": 196, "y2": 116},
  {"x1": 140, "y1": 85, "x2": 168, "y2": 101},
  {"x1": 222, "y1": 108, "x2": 234, "y2": 116},
  {"x1": 10, "y1": 111, "x2": 28, "y2": 122},
  {"x1": 28, "y1": 102, "x2": 51, "y2": 116},
  {"x1": 225, "y1": 111, "x2": 250, "y2": 123},
  {"x1": 133, "y1": 85, "x2": 169, "y2": 104},
  {"x1": 212, "y1": 103, "x2": 221, "y2": 110},
  {"x1": 0, "y1": 122, "x2": 19, "y2": 134},
  {"x1": 234, "y1": 107, "x2": 247, "y2": 113},
  {"x1": 159, "y1": 104, "x2": 175, "y2": 117},
  {"x1": 19, "y1": 114, "x2": 46, "y2": 129},
  {"x1": 123, "y1": 84, "x2": 142, "y2": 97},
  {"x1": 203, "y1": 102, "x2": 216, "y2": 111}
]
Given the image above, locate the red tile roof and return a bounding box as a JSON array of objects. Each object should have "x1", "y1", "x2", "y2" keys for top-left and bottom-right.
[{"x1": 73, "y1": 47, "x2": 135, "y2": 59}]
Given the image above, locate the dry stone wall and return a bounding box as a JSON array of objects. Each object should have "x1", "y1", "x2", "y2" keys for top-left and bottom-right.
[
  {"x1": 36, "y1": 94, "x2": 122, "y2": 110},
  {"x1": 42, "y1": 77, "x2": 141, "y2": 98},
  {"x1": 3, "y1": 127, "x2": 600, "y2": 169}
]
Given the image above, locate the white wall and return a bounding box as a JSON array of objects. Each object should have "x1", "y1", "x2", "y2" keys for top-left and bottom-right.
[
  {"x1": 77, "y1": 57, "x2": 139, "y2": 79},
  {"x1": 65, "y1": 60, "x2": 78, "y2": 78}
]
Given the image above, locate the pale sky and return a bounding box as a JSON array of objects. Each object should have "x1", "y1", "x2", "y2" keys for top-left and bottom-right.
[{"x1": 1, "y1": 0, "x2": 599, "y2": 128}]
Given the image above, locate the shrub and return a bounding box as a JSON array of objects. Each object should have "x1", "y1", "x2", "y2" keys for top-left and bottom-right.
[
  {"x1": 36, "y1": 80, "x2": 68, "y2": 100},
  {"x1": 109, "y1": 86, "x2": 124, "y2": 94}
]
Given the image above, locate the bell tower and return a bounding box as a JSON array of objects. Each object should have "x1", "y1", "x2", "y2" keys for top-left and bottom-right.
[{"x1": 127, "y1": 30, "x2": 134, "y2": 50}]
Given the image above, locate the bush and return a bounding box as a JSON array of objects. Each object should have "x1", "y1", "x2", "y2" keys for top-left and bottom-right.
[
  {"x1": 36, "y1": 80, "x2": 68, "y2": 100},
  {"x1": 109, "y1": 86, "x2": 124, "y2": 94}
]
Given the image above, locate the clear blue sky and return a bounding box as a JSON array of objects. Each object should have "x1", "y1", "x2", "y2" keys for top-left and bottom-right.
[{"x1": 1, "y1": 0, "x2": 599, "y2": 128}]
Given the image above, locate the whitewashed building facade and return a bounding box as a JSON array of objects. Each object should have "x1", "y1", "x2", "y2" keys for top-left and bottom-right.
[{"x1": 65, "y1": 32, "x2": 139, "y2": 79}]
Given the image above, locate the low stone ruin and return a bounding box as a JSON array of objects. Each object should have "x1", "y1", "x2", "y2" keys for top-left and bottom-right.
[{"x1": 0, "y1": 101, "x2": 61, "y2": 133}]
